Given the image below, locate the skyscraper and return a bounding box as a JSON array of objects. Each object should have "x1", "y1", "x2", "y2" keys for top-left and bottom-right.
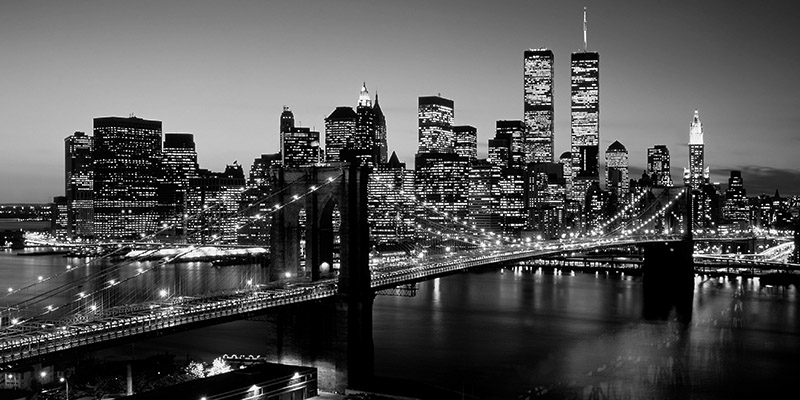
[
  {"x1": 415, "y1": 153, "x2": 470, "y2": 222},
  {"x1": 324, "y1": 106, "x2": 357, "y2": 163},
  {"x1": 239, "y1": 153, "x2": 282, "y2": 246},
  {"x1": 468, "y1": 159, "x2": 502, "y2": 233},
  {"x1": 495, "y1": 120, "x2": 526, "y2": 168},
  {"x1": 325, "y1": 84, "x2": 386, "y2": 165},
  {"x1": 722, "y1": 170, "x2": 749, "y2": 224},
  {"x1": 64, "y1": 131, "x2": 93, "y2": 238},
  {"x1": 368, "y1": 152, "x2": 415, "y2": 244},
  {"x1": 159, "y1": 133, "x2": 199, "y2": 237},
  {"x1": 647, "y1": 145, "x2": 673, "y2": 187},
  {"x1": 373, "y1": 92, "x2": 388, "y2": 164},
  {"x1": 418, "y1": 95, "x2": 454, "y2": 154},
  {"x1": 280, "y1": 106, "x2": 294, "y2": 159},
  {"x1": 186, "y1": 164, "x2": 246, "y2": 244},
  {"x1": 281, "y1": 107, "x2": 322, "y2": 167},
  {"x1": 685, "y1": 109, "x2": 708, "y2": 188},
  {"x1": 525, "y1": 162, "x2": 567, "y2": 239},
  {"x1": 523, "y1": 49, "x2": 555, "y2": 163},
  {"x1": 93, "y1": 116, "x2": 162, "y2": 240},
  {"x1": 453, "y1": 125, "x2": 477, "y2": 161},
  {"x1": 570, "y1": 10, "x2": 600, "y2": 201},
  {"x1": 354, "y1": 83, "x2": 377, "y2": 164},
  {"x1": 416, "y1": 94, "x2": 468, "y2": 226},
  {"x1": 605, "y1": 141, "x2": 629, "y2": 200}
]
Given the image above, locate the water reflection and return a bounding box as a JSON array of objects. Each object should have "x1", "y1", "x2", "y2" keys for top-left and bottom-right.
[
  {"x1": 3, "y1": 252, "x2": 798, "y2": 399},
  {"x1": 0, "y1": 252, "x2": 267, "y2": 322},
  {"x1": 374, "y1": 267, "x2": 800, "y2": 399}
]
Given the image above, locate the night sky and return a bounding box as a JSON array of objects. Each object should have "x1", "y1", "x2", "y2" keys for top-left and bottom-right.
[{"x1": 1, "y1": 0, "x2": 798, "y2": 203}]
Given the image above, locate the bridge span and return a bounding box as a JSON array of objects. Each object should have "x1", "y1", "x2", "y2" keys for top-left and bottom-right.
[{"x1": 1, "y1": 165, "x2": 796, "y2": 392}]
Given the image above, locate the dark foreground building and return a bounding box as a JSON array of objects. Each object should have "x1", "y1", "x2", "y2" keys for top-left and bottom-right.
[{"x1": 121, "y1": 363, "x2": 317, "y2": 400}]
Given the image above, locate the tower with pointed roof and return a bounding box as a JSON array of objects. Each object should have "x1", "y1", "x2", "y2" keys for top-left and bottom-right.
[
  {"x1": 684, "y1": 109, "x2": 708, "y2": 188},
  {"x1": 358, "y1": 82, "x2": 372, "y2": 108},
  {"x1": 373, "y1": 91, "x2": 388, "y2": 164}
]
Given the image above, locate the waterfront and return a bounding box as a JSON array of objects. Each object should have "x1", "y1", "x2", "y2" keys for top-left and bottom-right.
[{"x1": 2, "y1": 251, "x2": 799, "y2": 399}]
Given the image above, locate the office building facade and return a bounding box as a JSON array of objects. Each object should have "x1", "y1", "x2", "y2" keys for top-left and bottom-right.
[
  {"x1": 64, "y1": 131, "x2": 94, "y2": 237},
  {"x1": 92, "y1": 116, "x2": 162, "y2": 240},
  {"x1": 524, "y1": 49, "x2": 555, "y2": 163},
  {"x1": 569, "y1": 51, "x2": 600, "y2": 200}
]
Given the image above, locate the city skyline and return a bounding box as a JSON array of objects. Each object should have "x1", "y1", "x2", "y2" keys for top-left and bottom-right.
[{"x1": 1, "y1": 0, "x2": 799, "y2": 203}]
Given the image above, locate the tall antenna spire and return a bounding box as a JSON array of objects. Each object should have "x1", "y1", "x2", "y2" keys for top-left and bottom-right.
[{"x1": 583, "y1": 7, "x2": 588, "y2": 52}]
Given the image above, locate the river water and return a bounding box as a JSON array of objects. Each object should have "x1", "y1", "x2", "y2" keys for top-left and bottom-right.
[{"x1": 2, "y1": 250, "x2": 798, "y2": 399}]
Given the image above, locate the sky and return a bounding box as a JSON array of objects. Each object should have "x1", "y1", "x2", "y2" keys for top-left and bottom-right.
[{"x1": 1, "y1": 0, "x2": 799, "y2": 203}]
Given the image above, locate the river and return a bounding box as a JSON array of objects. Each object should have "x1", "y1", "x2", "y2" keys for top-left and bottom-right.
[{"x1": 1, "y1": 250, "x2": 798, "y2": 399}]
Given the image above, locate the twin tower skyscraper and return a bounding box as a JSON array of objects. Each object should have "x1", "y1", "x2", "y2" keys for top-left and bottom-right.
[{"x1": 524, "y1": 10, "x2": 600, "y2": 201}]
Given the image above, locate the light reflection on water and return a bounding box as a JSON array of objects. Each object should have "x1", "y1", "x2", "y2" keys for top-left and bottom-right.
[{"x1": 373, "y1": 267, "x2": 799, "y2": 400}]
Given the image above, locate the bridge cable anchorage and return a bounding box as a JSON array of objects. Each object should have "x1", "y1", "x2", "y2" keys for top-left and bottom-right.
[{"x1": 0, "y1": 174, "x2": 346, "y2": 337}]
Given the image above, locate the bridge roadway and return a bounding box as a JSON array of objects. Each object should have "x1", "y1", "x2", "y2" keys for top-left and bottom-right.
[{"x1": 0, "y1": 235, "x2": 793, "y2": 370}]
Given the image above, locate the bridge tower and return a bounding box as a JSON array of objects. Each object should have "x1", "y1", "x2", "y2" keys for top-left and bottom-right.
[
  {"x1": 266, "y1": 163, "x2": 373, "y2": 393},
  {"x1": 642, "y1": 188, "x2": 694, "y2": 322}
]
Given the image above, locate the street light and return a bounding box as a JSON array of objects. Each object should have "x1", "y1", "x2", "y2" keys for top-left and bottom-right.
[{"x1": 60, "y1": 377, "x2": 69, "y2": 399}]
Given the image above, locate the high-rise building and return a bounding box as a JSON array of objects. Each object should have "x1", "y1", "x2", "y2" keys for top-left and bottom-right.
[
  {"x1": 468, "y1": 159, "x2": 502, "y2": 233},
  {"x1": 496, "y1": 120, "x2": 526, "y2": 168},
  {"x1": 186, "y1": 164, "x2": 246, "y2": 244},
  {"x1": 325, "y1": 84, "x2": 386, "y2": 165},
  {"x1": 52, "y1": 196, "x2": 68, "y2": 238},
  {"x1": 584, "y1": 182, "x2": 610, "y2": 232},
  {"x1": 416, "y1": 94, "x2": 468, "y2": 230},
  {"x1": 647, "y1": 145, "x2": 673, "y2": 187},
  {"x1": 418, "y1": 95, "x2": 454, "y2": 154},
  {"x1": 497, "y1": 168, "x2": 526, "y2": 235},
  {"x1": 605, "y1": 141, "x2": 629, "y2": 200},
  {"x1": 488, "y1": 134, "x2": 511, "y2": 169},
  {"x1": 453, "y1": 125, "x2": 477, "y2": 161},
  {"x1": 239, "y1": 153, "x2": 282, "y2": 246},
  {"x1": 64, "y1": 131, "x2": 94, "y2": 238},
  {"x1": 525, "y1": 162, "x2": 567, "y2": 239},
  {"x1": 280, "y1": 106, "x2": 294, "y2": 160},
  {"x1": 281, "y1": 107, "x2": 322, "y2": 167},
  {"x1": 722, "y1": 170, "x2": 749, "y2": 224},
  {"x1": 93, "y1": 116, "x2": 162, "y2": 240},
  {"x1": 368, "y1": 152, "x2": 415, "y2": 244},
  {"x1": 354, "y1": 83, "x2": 378, "y2": 165},
  {"x1": 373, "y1": 92, "x2": 388, "y2": 164},
  {"x1": 159, "y1": 133, "x2": 199, "y2": 238},
  {"x1": 685, "y1": 109, "x2": 709, "y2": 188},
  {"x1": 324, "y1": 106, "x2": 357, "y2": 163},
  {"x1": 523, "y1": 49, "x2": 555, "y2": 163},
  {"x1": 559, "y1": 151, "x2": 573, "y2": 198},
  {"x1": 248, "y1": 153, "x2": 282, "y2": 189},
  {"x1": 415, "y1": 152, "x2": 470, "y2": 224},
  {"x1": 569, "y1": 49, "x2": 600, "y2": 200}
]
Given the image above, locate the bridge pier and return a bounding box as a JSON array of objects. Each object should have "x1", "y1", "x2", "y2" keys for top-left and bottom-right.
[
  {"x1": 641, "y1": 240, "x2": 694, "y2": 322},
  {"x1": 263, "y1": 295, "x2": 374, "y2": 393}
]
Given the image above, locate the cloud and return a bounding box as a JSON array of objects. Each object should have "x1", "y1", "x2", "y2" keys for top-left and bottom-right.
[{"x1": 712, "y1": 165, "x2": 800, "y2": 196}]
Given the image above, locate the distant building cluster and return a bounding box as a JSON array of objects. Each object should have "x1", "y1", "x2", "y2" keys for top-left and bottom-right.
[{"x1": 33, "y1": 48, "x2": 796, "y2": 250}]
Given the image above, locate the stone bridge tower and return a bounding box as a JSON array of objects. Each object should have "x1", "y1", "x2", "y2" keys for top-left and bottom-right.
[{"x1": 267, "y1": 163, "x2": 372, "y2": 392}]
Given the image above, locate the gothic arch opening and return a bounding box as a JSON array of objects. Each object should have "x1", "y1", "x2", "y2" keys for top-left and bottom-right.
[{"x1": 311, "y1": 199, "x2": 341, "y2": 280}]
